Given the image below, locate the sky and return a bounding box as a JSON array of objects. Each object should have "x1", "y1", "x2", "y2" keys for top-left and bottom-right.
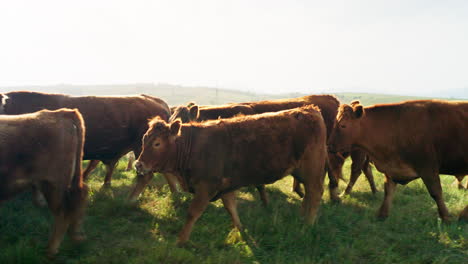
[{"x1": 0, "y1": 0, "x2": 467, "y2": 97}]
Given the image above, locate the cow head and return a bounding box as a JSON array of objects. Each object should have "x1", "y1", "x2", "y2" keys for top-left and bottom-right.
[
  {"x1": 328, "y1": 101, "x2": 365, "y2": 153},
  {"x1": 169, "y1": 104, "x2": 199, "y2": 123},
  {"x1": 135, "y1": 117, "x2": 181, "y2": 174}
]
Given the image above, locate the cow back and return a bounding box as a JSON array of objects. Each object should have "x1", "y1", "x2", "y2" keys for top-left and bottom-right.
[{"x1": 2, "y1": 91, "x2": 170, "y2": 160}]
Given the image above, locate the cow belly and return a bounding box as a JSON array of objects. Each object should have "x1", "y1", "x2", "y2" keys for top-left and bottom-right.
[{"x1": 374, "y1": 160, "x2": 419, "y2": 183}]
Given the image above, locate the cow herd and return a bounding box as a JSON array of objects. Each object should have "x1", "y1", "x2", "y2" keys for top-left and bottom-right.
[{"x1": 0, "y1": 91, "x2": 466, "y2": 257}]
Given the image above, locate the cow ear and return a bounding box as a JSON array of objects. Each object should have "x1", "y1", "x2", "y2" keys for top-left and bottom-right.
[
  {"x1": 353, "y1": 105, "x2": 364, "y2": 119},
  {"x1": 189, "y1": 105, "x2": 199, "y2": 120},
  {"x1": 187, "y1": 101, "x2": 196, "y2": 107},
  {"x1": 350, "y1": 100, "x2": 360, "y2": 107},
  {"x1": 170, "y1": 120, "x2": 181, "y2": 136}
]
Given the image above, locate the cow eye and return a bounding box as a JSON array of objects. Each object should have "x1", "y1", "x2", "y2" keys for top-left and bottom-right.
[
  {"x1": 340, "y1": 124, "x2": 346, "y2": 129},
  {"x1": 154, "y1": 142, "x2": 161, "y2": 147}
]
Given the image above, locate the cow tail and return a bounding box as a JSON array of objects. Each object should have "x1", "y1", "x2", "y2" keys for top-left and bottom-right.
[{"x1": 64, "y1": 109, "x2": 88, "y2": 215}]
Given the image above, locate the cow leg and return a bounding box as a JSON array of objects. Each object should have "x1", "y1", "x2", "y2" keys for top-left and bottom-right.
[
  {"x1": 164, "y1": 173, "x2": 179, "y2": 193},
  {"x1": 221, "y1": 191, "x2": 243, "y2": 230},
  {"x1": 128, "y1": 172, "x2": 154, "y2": 201},
  {"x1": 294, "y1": 149, "x2": 327, "y2": 224},
  {"x1": 125, "y1": 152, "x2": 135, "y2": 171},
  {"x1": 377, "y1": 174, "x2": 397, "y2": 220},
  {"x1": 343, "y1": 160, "x2": 362, "y2": 195},
  {"x1": 255, "y1": 185, "x2": 269, "y2": 206},
  {"x1": 82, "y1": 160, "x2": 100, "y2": 181},
  {"x1": 327, "y1": 153, "x2": 343, "y2": 203},
  {"x1": 32, "y1": 184, "x2": 47, "y2": 207},
  {"x1": 67, "y1": 186, "x2": 88, "y2": 243},
  {"x1": 300, "y1": 167, "x2": 326, "y2": 224},
  {"x1": 40, "y1": 183, "x2": 70, "y2": 257},
  {"x1": 420, "y1": 172, "x2": 451, "y2": 222},
  {"x1": 292, "y1": 179, "x2": 304, "y2": 198},
  {"x1": 455, "y1": 174, "x2": 466, "y2": 190},
  {"x1": 102, "y1": 159, "x2": 118, "y2": 187},
  {"x1": 177, "y1": 184, "x2": 212, "y2": 245},
  {"x1": 362, "y1": 158, "x2": 377, "y2": 194}
]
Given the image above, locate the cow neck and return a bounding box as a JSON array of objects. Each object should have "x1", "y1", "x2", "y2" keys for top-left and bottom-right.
[
  {"x1": 354, "y1": 112, "x2": 384, "y2": 162},
  {"x1": 175, "y1": 125, "x2": 193, "y2": 172}
]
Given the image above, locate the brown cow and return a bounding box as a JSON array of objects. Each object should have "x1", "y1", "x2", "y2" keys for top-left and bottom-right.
[
  {"x1": 0, "y1": 91, "x2": 171, "y2": 186},
  {"x1": 0, "y1": 108, "x2": 88, "y2": 256},
  {"x1": 328, "y1": 100, "x2": 468, "y2": 222},
  {"x1": 165, "y1": 104, "x2": 269, "y2": 204},
  {"x1": 132, "y1": 105, "x2": 328, "y2": 244},
  {"x1": 171, "y1": 95, "x2": 376, "y2": 202}
]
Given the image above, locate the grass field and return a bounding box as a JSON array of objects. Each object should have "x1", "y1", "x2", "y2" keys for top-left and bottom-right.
[{"x1": 1, "y1": 158, "x2": 466, "y2": 264}]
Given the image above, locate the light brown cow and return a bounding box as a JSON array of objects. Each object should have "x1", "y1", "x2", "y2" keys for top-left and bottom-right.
[
  {"x1": 328, "y1": 100, "x2": 468, "y2": 222},
  {"x1": 132, "y1": 105, "x2": 328, "y2": 244},
  {"x1": 0, "y1": 108, "x2": 88, "y2": 256}
]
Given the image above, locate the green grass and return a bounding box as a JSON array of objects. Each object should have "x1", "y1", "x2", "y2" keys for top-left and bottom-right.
[{"x1": 1, "y1": 159, "x2": 467, "y2": 264}]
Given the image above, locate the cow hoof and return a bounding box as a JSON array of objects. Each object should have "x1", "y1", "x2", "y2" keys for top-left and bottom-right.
[
  {"x1": 441, "y1": 216, "x2": 452, "y2": 224},
  {"x1": 70, "y1": 233, "x2": 87, "y2": 242},
  {"x1": 46, "y1": 248, "x2": 58, "y2": 259},
  {"x1": 127, "y1": 196, "x2": 139, "y2": 203},
  {"x1": 33, "y1": 197, "x2": 48, "y2": 208},
  {"x1": 101, "y1": 182, "x2": 111, "y2": 189},
  {"x1": 295, "y1": 191, "x2": 305, "y2": 198},
  {"x1": 176, "y1": 240, "x2": 188, "y2": 248},
  {"x1": 376, "y1": 213, "x2": 388, "y2": 221},
  {"x1": 339, "y1": 191, "x2": 350, "y2": 198},
  {"x1": 330, "y1": 196, "x2": 342, "y2": 204}
]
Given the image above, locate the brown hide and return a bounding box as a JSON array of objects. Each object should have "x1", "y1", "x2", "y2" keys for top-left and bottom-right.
[
  {"x1": 197, "y1": 104, "x2": 255, "y2": 121},
  {"x1": 172, "y1": 95, "x2": 375, "y2": 199},
  {"x1": 2, "y1": 91, "x2": 171, "y2": 185},
  {"x1": 0, "y1": 109, "x2": 88, "y2": 256},
  {"x1": 136, "y1": 105, "x2": 327, "y2": 243},
  {"x1": 329, "y1": 100, "x2": 468, "y2": 221}
]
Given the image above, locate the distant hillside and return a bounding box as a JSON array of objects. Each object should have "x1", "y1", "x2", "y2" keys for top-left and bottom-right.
[{"x1": 0, "y1": 83, "x2": 463, "y2": 106}]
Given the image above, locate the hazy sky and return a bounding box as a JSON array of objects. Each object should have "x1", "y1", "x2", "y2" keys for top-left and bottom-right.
[{"x1": 1, "y1": 0, "x2": 467, "y2": 97}]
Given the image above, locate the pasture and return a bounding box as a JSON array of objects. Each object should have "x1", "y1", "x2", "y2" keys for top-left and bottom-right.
[{"x1": 1, "y1": 158, "x2": 466, "y2": 264}]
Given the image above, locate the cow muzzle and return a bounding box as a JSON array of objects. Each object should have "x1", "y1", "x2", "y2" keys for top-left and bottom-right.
[{"x1": 135, "y1": 160, "x2": 151, "y2": 175}]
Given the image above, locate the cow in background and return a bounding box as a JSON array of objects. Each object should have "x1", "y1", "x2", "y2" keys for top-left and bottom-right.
[
  {"x1": 328, "y1": 100, "x2": 468, "y2": 222},
  {"x1": 133, "y1": 105, "x2": 327, "y2": 244},
  {"x1": 0, "y1": 91, "x2": 170, "y2": 187},
  {"x1": 0, "y1": 109, "x2": 88, "y2": 256}
]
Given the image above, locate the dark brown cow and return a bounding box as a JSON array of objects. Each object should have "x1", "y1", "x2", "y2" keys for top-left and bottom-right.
[
  {"x1": 0, "y1": 108, "x2": 88, "y2": 256},
  {"x1": 171, "y1": 95, "x2": 376, "y2": 202},
  {"x1": 196, "y1": 104, "x2": 255, "y2": 121},
  {"x1": 0, "y1": 91, "x2": 171, "y2": 186},
  {"x1": 131, "y1": 105, "x2": 328, "y2": 244},
  {"x1": 328, "y1": 100, "x2": 468, "y2": 222}
]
